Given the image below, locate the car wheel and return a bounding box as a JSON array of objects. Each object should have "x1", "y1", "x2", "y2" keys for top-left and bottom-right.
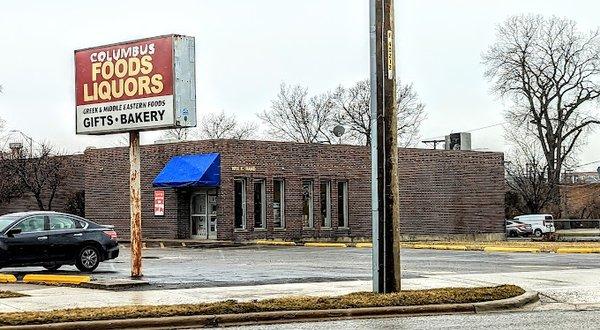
[
  {"x1": 534, "y1": 229, "x2": 543, "y2": 237},
  {"x1": 43, "y1": 264, "x2": 62, "y2": 271},
  {"x1": 76, "y1": 246, "x2": 100, "y2": 272}
]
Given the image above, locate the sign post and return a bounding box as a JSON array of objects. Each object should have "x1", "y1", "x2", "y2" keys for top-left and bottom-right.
[
  {"x1": 129, "y1": 131, "x2": 142, "y2": 277},
  {"x1": 74, "y1": 35, "x2": 196, "y2": 278},
  {"x1": 370, "y1": 0, "x2": 401, "y2": 293}
]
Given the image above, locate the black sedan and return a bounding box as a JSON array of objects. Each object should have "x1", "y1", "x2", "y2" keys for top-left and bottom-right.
[{"x1": 0, "y1": 211, "x2": 119, "y2": 272}]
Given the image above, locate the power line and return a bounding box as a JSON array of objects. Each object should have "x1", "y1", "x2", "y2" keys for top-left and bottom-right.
[
  {"x1": 571, "y1": 159, "x2": 600, "y2": 169},
  {"x1": 423, "y1": 121, "x2": 506, "y2": 140}
]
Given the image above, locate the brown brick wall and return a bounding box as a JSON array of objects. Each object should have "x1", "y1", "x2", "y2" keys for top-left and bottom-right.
[{"x1": 83, "y1": 139, "x2": 504, "y2": 241}]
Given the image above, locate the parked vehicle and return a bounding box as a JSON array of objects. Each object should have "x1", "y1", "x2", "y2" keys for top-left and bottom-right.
[
  {"x1": 513, "y1": 214, "x2": 556, "y2": 238},
  {"x1": 0, "y1": 211, "x2": 119, "y2": 272},
  {"x1": 505, "y1": 220, "x2": 533, "y2": 237}
]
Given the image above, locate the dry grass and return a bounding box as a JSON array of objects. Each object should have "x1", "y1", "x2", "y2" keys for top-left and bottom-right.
[
  {"x1": 0, "y1": 291, "x2": 26, "y2": 299},
  {"x1": 0, "y1": 285, "x2": 523, "y2": 326}
]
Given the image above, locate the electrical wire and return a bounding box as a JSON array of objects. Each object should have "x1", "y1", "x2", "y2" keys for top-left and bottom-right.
[{"x1": 422, "y1": 121, "x2": 506, "y2": 140}]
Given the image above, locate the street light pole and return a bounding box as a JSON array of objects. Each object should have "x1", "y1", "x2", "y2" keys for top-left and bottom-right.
[{"x1": 370, "y1": 0, "x2": 401, "y2": 293}]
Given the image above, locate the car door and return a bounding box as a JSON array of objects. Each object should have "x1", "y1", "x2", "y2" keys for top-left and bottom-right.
[
  {"x1": 47, "y1": 215, "x2": 84, "y2": 262},
  {"x1": 4, "y1": 215, "x2": 50, "y2": 265}
]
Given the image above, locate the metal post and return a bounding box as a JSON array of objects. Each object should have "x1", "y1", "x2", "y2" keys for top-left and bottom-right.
[
  {"x1": 369, "y1": 0, "x2": 380, "y2": 293},
  {"x1": 370, "y1": 0, "x2": 401, "y2": 293},
  {"x1": 129, "y1": 131, "x2": 143, "y2": 278}
]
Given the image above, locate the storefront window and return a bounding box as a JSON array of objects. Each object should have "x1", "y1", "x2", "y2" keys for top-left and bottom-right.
[
  {"x1": 320, "y1": 180, "x2": 331, "y2": 228},
  {"x1": 302, "y1": 180, "x2": 314, "y2": 228},
  {"x1": 273, "y1": 179, "x2": 285, "y2": 228},
  {"x1": 338, "y1": 181, "x2": 349, "y2": 228},
  {"x1": 254, "y1": 180, "x2": 266, "y2": 229},
  {"x1": 234, "y1": 179, "x2": 246, "y2": 229}
]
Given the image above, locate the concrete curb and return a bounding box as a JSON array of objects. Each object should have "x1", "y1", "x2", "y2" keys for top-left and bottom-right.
[
  {"x1": 0, "y1": 274, "x2": 17, "y2": 283},
  {"x1": 304, "y1": 242, "x2": 348, "y2": 248},
  {"x1": 355, "y1": 243, "x2": 373, "y2": 248},
  {"x1": 255, "y1": 240, "x2": 297, "y2": 246},
  {"x1": 483, "y1": 247, "x2": 540, "y2": 253},
  {"x1": 22, "y1": 274, "x2": 90, "y2": 285},
  {"x1": 413, "y1": 244, "x2": 468, "y2": 251},
  {"x1": 0, "y1": 291, "x2": 539, "y2": 329},
  {"x1": 556, "y1": 247, "x2": 600, "y2": 254}
]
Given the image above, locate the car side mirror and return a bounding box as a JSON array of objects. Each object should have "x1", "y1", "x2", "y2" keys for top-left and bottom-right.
[{"x1": 6, "y1": 228, "x2": 22, "y2": 237}]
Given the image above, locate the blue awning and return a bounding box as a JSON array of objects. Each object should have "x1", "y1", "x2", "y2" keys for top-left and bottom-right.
[{"x1": 153, "y1": 153, "x2": 221, "y2": 188}]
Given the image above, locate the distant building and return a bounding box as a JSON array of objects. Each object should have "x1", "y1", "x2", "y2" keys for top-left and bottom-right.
[{"x1": 563, "y1": 171, "x2": 600, "y2": 184}]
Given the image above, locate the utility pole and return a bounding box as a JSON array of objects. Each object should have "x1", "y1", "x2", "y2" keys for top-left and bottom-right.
[
  {"x1": 129, "y1": 131, "x2": 143, "y2": 278},
  {"x1": 370, "y1": 0, "x2": 401, "y2": 293}
]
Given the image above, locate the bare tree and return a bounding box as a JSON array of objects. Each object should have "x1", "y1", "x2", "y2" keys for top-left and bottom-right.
[
  {"x1": 259, "y1": 84, "x2": 336, "y2": 143},
  {"x1": 504, "y1": 130, "x2": 554, "y2": 216},
  {"x1": 0, "y1": 143, "x2": 68, "y2": 211},
  {"x1": 199, "y1": 111, "x2": 257, "y2": 140},
  {"x1": 159, "y1": 111, "x2": 257, "y2": 141},
  {"x1": 161, "y1": 127, "x2": 195, "y2": 141},
  {"x1": 483, "y1": 15, "x2": 600, "y2": 207},
  {"x1": 0, "y1": 158, "x2": 23, "y2": 205},
  {"x1": 333, "y1": 79, "x2": 426, "y2": 147}
]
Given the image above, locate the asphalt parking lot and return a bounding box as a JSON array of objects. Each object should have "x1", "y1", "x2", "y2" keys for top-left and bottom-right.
[{"x1": 4, "y1": 245, "x2": 600, "y2": 289}]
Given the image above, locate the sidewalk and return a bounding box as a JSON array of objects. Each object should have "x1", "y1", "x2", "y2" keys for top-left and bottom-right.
[
  {"x1": 0, "y1": 281, "x2": 371, "y2": 313},
  {"x1": 4, "y1": 265, "x2": 600, "y2": 314}
]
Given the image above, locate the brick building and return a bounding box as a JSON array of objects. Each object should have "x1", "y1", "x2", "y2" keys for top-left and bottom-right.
[
  {"x1": 83, "y1": 139, "x2": 505, "y2": 241},
  {"x1": 1, "y1": 139, "x2": 506, "y2": 242}
]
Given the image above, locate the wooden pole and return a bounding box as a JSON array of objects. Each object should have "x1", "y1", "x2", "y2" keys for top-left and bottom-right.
[
  {"x1": 384, "y1": 0, "x2": 401, "y2": 293},
  {"x1": 129, "y1": 130, "x2": 143, "y2": 278},
  {"x1": 371, "y1": 0, "x2": 400, "y2": 293}
]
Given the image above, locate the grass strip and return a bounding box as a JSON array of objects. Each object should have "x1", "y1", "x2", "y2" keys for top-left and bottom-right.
[
  {"x1": 0, "y1": 285, "x2": 524, "y2": 326},
  {"x1": 0, "y1": 291, "x2": 27, "y2": 299}
]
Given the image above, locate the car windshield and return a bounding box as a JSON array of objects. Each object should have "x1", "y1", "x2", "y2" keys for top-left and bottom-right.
[{"x1": 0, "y1": 215, "x2": 19, "y2": 232}]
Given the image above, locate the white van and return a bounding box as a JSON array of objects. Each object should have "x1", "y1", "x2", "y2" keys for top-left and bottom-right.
[{"x1": 513, "y1": 214, "x2": 556, "y2": 237}]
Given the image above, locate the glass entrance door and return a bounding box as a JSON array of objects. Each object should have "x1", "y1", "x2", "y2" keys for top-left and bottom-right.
[
  {"x1": 191, "y1": 193, "x2": 207, "y2": 239},
  {"x1": 191, "y1": 190, "x2": 218, "y2": 240}
]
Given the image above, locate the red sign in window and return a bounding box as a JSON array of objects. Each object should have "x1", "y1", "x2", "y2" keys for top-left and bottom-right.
[{"x1": 154, "y1": 190, "x2": 165, "y2": 216}]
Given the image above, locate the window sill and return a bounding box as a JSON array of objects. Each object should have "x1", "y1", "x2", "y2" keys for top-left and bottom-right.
[
  {"x1": 303, "y1": 227, "x2": 315, "y2": 230},
  {"x1": 274, "y1": 227, "x2": 286, "y2": 231},
  {"x1": 234, "y1": 229, "x2": 248, "y2": 233},
  {"x1": 254, "y1": 228, "x2": 267, "y2": 231},
  {"x1": 338, "y1": 227, "x2": 350, "y2": 230}
]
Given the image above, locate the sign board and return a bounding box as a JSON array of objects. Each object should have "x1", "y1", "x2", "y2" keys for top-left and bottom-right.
[
  {"x1": 154, "y1": 190, "x2": 165, "y2": 216},
  {"x1": 75, "y1": 34, "x2": 196, "y2": 135}
]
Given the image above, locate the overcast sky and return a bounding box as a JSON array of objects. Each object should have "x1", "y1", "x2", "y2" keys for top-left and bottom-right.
[{"x1": 0, "y1": 0, "x2": 599, "y2": 171}]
